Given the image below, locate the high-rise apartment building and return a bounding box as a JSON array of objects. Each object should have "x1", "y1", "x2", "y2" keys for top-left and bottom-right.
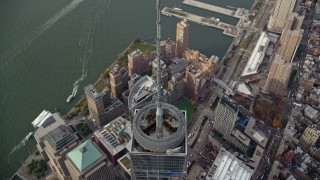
[
  {"x1": 277, "y1": 29, "x2": 303, "y2": 63},
  {"x1": 183, "y1": 49, "x2": 218, "y2": 79},
  {"x1": 167, "y1": 58, "x2": 188, "y2": 79},
  {"x1": 213, "y1": 98, "x2": 249, "y2": 152},
  {"x1": 152, "y1": 59, "x2": 168, "y2": 86},
  {"x1": 84, "y1": 84, "x2": 125, "y2": 127},
  {"x1": 109, "y1": 64, "x2": 128, "y2": 97},
  {"x1": 160, "y1": 38, "x2": 176, "y2": 63},
  {"x1": 262, "y1": 56, "x2": 292, "y2": 97},
  {"x1": 284, "y1": 12, "x2": 304, "y2": 30},
  {"x1": 84, "y1": 84, "x2": 111, "y2": 124},
  {"x1": 128, "y1": 49, "x2": 152, "y2": 76},
  {"x1": 176, "y1": 20, "x2": 190, "y2": 58},
  {"x1": 267, "y1": 0, "x2": 296, "y2": 33},
  {"x1": 299, "y1": 126, "x2": 320, "y2": 151},
  {"x1": 168, "y1": 73, "x2": 185, "y2": 103},
  {"x1": 184, "y1": 65, "x2": 204, "y2": 99}
]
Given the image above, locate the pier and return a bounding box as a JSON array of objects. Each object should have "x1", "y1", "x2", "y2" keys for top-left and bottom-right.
[
  {"x1": 162, "y1": 7, "x2": 239, "y2": 37},
  {"x1": 182, "y1": 0, "x2": 249, "y2": 19}
]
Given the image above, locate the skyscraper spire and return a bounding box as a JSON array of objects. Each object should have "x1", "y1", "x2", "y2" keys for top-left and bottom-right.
[{"x1": 155, "y1": 0, "x2": 163, "y2": 139}]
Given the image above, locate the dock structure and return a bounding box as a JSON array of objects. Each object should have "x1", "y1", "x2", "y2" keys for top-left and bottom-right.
[
  {"x1": 162, "y1": 7, "x2": 239, "y2": 37},
  {"x1": 183, "y1": 0, "x2": 247, "y2": 19}
]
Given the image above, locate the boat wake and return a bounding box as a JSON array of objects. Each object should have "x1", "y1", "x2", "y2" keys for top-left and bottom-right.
[
  {"x1": 68, "y1": 0, "x2": 108, "y2": 101},
  {"x1": 8, "y1": 138, "x2": 26, "y2": 156}
]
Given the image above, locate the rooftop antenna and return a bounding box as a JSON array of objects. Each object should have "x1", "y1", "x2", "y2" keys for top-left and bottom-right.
[{"x1": 155, "y1": 0, "x2": 163, "y2": 139}]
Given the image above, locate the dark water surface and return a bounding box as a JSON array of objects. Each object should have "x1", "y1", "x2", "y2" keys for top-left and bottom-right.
[{"x1": 0, "y1": 0, "x2": 252, "y2": 178}]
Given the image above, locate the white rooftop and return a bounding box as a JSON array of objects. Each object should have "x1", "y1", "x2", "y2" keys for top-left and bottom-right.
[
  {"x1": 252, "y1": 132, "x2": 264, "y2": 142},
  {"x1": 237, "y1": 83, "x2": 252, "y2": 96},
  {"x1": 206, "y1": 148, "x2": 253, "y2": 180},
  {"x1": 241, "y1": 32, "x2": 269, "y2": 77},
  {"x1": 32, "y1": 110, "x2": 53, "y2": 128}
]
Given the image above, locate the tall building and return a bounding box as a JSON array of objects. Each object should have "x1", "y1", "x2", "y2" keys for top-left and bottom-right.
[
  {"x1": 184, "y1": 65, "x2": 205, "y2": 100},
  {"x1": 152, "y1": 59, "x2": 168, "y2": 87},
  {"x1": 130, "y1": 1, "x2": 187, "y2": 179},
  {"x1": 214, "y1": 98, "x2": 250, "y2": 152},
  {"x1": 277, "y1": 29, "x2": 304, "y2": 63},
  {"x1": 84, "y1": 84, "x2": 111, "y2": 123},
  {"x1": 128, "y1": 49, "x2": 152, "y2": 76},
  {"x1": 65, "y1": 140, "x2": 116, "y2": 180},
  {"x1": 167, "y1": 58, "x2": 188, "y2": 79},
  {"x1": 160, "y1": 38, "x2": 176, "y2": 63},
  {"x1": 267, "y1": 0, "x2": 296, "y2": 33},
  {"x1": 43, "y1": 125, "x2": 79, "y2": 179},
  {"x1": 299, "y1": 126, "x2": 320, "y2": 151},
  {"x1": 206, "y1": 148, "x2": 253, "y2": 180},
  {"x1": 168, "y1": 73, "x2": 185, "y2": 103},
  {"x1": 84, "y1": 84, "x2": 125, "y2": 127},
  {"x1": 183, "y1": 49, "x2": 219, "y2": 79},
  {"x1": 109, "y1": 64, "x2": 129, "y2": 97},
  {"x1": 284, "y1": 12, "x2": 304, "y2": 30},
  {"x1": 176, "y1": 20, "x2": 190, "y2": 58},
  {"x1": 262, "y1": 56, "x2": 292, "y2": 97}
]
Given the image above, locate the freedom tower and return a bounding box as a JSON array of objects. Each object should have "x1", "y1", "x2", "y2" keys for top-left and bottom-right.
[{"x1": 129, "y1": 0, "x2": 187, "y2": 179}]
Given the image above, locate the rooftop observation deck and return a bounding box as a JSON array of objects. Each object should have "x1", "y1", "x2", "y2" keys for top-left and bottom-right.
[{"x1": 162, "y1": 7, "x2": 238, "y2": 37}]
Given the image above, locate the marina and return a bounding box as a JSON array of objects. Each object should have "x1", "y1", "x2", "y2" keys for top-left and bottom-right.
[{"x1": 162, "y1": 7, "x2": 239, "y2": 37}]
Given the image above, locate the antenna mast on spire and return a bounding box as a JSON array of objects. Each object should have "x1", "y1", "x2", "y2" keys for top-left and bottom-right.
[{"x1": 155, "y1": 0, "x2": 163, "y2": 139}]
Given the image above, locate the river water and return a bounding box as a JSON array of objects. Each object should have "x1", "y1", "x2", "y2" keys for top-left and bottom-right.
[{"x1": 0, "y1": 0, "x2": 253, "y2": 178}]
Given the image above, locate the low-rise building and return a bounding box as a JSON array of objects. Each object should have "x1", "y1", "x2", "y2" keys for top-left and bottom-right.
[
  {"x1": 93, "y1": 117, "x2": 132, "y2": 165},
  {"x1": 65, "y1": 140, "x2": 116, "y2": 180},
  {"x1": 206, "y1": 148, "x2": 253, "y2": 180}
]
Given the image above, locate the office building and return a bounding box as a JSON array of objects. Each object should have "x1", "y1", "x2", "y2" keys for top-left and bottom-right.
[
  {"x1": 206, "y1": 148, "x2": 253, "y2": 180},
  {"x1": 267, "y1": 0, "x2": 296, "y2": 33},
  {"x1": 183, "y1": 49, "x2": 219, "y2": 79},
  {"x1": 128, "y1": 49, "x2": 152, "y2": 76},
  {"x1": 160, "y1": 38, "x2": 176, "y2": 63},
  {"x1": 84, "y1": 84, "x2": 111, "y2": 124},
  {"x1": 262, "y1": 56, "x2": 292, "y2": 97},
  {"x1": 109, "y1": 64, "x2": 129, "y2": 97},
  {"x1": 167, "y1": 58, "x2": 188, "y2": 79},
  {"x1": 43, "y1": 125, "x2": 79, "y2": 179},
  {"x1": 130, "y1": 103, "x2": 187, "y2": 179},
  {"x1": 299, "y1": 125, "x2": 320, "y2": 151},
  {"x1": 34, "y1": 112, "x2": 67, "y2": 160},
  {"x1": 130, "y1": 1, "x2": 187, "y2": 178},
  {"x1": 152, "y1": 59, "x2": 168, "y2": 86},
  {"x1": 277, "y1": 29, "x2": 303, "y2": 63},
  {"x1": 65, "y1": 140, "x2": 116, "y2": 180},
  {"x1": 184, "y1": 65, "x2": 205, "y2": 100},
  {"x1": 93, "y1": 117, "x2": 132, "y2": 165},
  {"x1": 176, "y1": 20, "x2": 190, "y2": 58}
]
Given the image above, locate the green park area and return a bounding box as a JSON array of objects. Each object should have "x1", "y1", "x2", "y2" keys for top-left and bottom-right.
[
  {"x1": 175, "y1": 99, "x2": 195, "y2": 124},
  {"x1": 75, "y1": 120, "x2": 92, "y2": 137}
]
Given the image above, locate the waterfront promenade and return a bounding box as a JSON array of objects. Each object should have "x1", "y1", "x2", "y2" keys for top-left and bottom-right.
[
  {"x1": 162, "y1": 7, "x2": 239, "y2": 37},
  {"x1": 182, "y1": 0, "x2": 242, "y2": 19}
]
